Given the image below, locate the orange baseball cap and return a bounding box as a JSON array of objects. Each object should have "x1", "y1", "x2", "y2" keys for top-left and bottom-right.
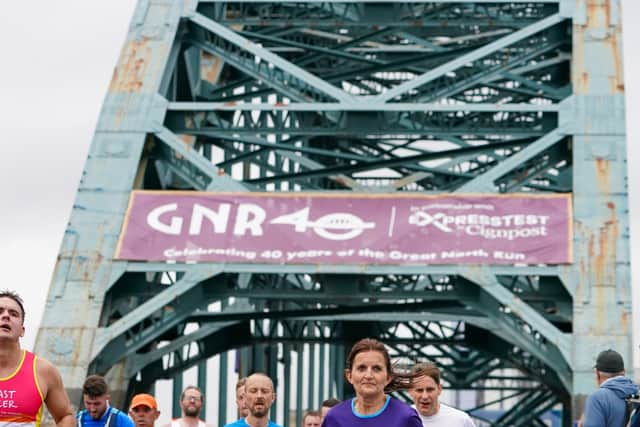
[{"x1": 130, "y1": 393, "x2": 158, "y2": 409}]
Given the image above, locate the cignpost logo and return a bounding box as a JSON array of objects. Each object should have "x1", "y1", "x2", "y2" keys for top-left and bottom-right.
[{"x1": 408, "y1": 210, "x2": 550, "y2": 240}]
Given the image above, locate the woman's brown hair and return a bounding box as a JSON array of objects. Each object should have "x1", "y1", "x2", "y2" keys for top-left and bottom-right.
[{"x1": 345, "y1": 338, "x2": 421, "y2": 393}]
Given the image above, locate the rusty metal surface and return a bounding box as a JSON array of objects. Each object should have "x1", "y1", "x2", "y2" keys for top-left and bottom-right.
[{"x1": 571, "y1": 0, "x2": 631, "y2": 419}]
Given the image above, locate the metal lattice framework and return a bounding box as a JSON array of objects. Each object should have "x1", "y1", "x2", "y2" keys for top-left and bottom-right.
[{"x1": 35, "y1": 2, "x2": 630, "y2": 427}]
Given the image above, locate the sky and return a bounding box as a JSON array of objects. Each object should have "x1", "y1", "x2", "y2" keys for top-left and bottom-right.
[{"x1": 1, "y1": 0, "x2": 638, "y2": 376}]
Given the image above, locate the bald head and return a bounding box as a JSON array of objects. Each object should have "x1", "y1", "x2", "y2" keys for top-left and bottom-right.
[
  {"x1": 244, "y1": 373, "x2": 276, "y2": 419},
  {"x1": 245, "y1": 373, "x2": 274, "y2": 392}
]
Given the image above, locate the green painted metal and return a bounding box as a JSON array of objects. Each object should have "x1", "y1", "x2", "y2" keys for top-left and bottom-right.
[
  {"x1": 296, "y1": 347, "x2": 304, "y2": 427},
  {"x1": 308, "y1": 344, "x2": 315, "y2": 412},
  {"x1": 268, "y1": 343, "x2": 278, "y2": 423},
  {"x1": 34, "y1": 1, "x2": 631, "y2": 426},
  {"x1": 173, "y1": 373, "x2": 183, "y2": 419},
  {"x1": 198, "y1": 361, "x2": 208, "y2": 420},
  {"x1": 282, "y1": 344, "x2": 292, "y2": 427},
  {"x1": 318, "y1": 344, "x2": 326, "y2": 405}
]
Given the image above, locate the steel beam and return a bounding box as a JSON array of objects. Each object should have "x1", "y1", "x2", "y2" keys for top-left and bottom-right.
[
  {"x1": 373, "y1": 14, "x2": 565, "y2": 102},
  {"x1": 190, "y1": 13, "x2": 357, "y2": 104}
]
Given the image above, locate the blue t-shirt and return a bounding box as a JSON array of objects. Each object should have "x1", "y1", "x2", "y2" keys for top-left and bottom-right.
[
  {"x1": 77, "y1": 406, "x2": 134, "y2": 427},
  {"x1": 224, "y1": 418, "x2": 282, "y2": 427},
  {"x1": 322, "y1": 396, "x2": 421, "y2": 427}
]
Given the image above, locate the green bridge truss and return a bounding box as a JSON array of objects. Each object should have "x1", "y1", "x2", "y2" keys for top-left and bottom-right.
[{"x1": 35, "y1": 1, "x2": 631, "y2": 426}]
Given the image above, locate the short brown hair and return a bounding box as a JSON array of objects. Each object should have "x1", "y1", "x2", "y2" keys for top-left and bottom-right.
[
  {"x1": 82, "y1": 375, "x2": 108, "y2": 397},
  {"x1": 303, "y1": 410, "x2": 322, "y2": 423},
  {"x1": 410, "y1": 362, "x2": 441, "y2": 385},
  {"x1": 0, "y1": 290, "x2": 25, "y2": 324},
  {"x1": 236, "y1": 377, "x2": 246, "y2": 390},
  {"x1": 180, "y1": 385, "x2": 203, "y2": 402}
]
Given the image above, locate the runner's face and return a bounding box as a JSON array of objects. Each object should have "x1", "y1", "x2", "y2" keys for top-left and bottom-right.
[
  {"x1": 236, "y1": 385, "x2": 249, "y2": 417},
  {"x1": 409, "y1": 375, "x2": 442, "y2": 417},
  {"x1": 244, "y1": 375, "x2": 275, "y2": 418},
  {"x1": 181, "y1": 390, "x2": 203, "y2": 417},
  {"x1": 129, "y1": 405, "x2": 160, "y2": 427},
  {"x1": 345, "y1": 350, "x2": 391, "y2": 400},
  {"x1": 83, "y1": 394, "x2": 109, "y2": 420},
  {"x1": 0, "y1": 297, "x2": 25, "y2": 341},
  {"x1": 303, "y1": 415, "x2": 321, "y2": 427}
]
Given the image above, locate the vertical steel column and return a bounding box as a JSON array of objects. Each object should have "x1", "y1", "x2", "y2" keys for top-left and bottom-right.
[
  {"x1": 296, "y1": 346, "x2": 304, "y2": 427},
  {"x1": 568, "y1": 0, "x2": 632, "y2": 420},
  {"x1": 198, "y1": 360, "x2": 207, "y2": 420},
  {"x1": 253, "y1": 344, "x2": 264, "y2": 373},
  {"x1": 308, "y1": 343, "x2": 316, "y2": 412},
  {"x1": 283, "y1": 344, "x2": 292, "y2": 427},
  {"x1": 240, "y1": 348, "x2": 250, "y2": 378},
  {"x1": 269, "y1": 344, "x2": 278, "y2": 422},
  {"x1": 329, "y1": 344, "x2": 339, "y2": 400},
  {"x1": 173, "y1": 374, "x2": 183, "y2": 418},
  {"x1": 318, "y1": 343, "x2": 326, "y2": 406},
  {"x1": 336, "y1": 345, "x2": 345, "y2": 400},
  {"x1": 218, "y1": 353, "x2": 228, "y2": 425}
]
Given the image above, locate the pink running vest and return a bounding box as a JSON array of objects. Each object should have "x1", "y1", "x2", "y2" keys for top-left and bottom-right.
[{"x1": 0, "y1": 350, "x2": 44, "y2": 427}]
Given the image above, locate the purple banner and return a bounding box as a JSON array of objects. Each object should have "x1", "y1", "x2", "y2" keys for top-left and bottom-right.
[{"x1": 116, "y1": 191, "x2": 572, "y2": 265}]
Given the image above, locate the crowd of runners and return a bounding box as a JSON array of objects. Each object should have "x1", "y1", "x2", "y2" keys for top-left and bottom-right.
[{"x1": 2, "y1": 290, "x2": 638, "y2": 427}]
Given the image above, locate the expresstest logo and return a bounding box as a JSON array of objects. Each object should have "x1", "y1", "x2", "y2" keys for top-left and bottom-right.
[
  {"x1": 408, "y1": 211, "x2": 453, "y2": 232},
  {"x1": 408, "y1": 210, "x2": 550, "y2": 240}
]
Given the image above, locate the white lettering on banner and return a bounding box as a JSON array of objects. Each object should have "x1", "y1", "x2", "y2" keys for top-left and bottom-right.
[
  {"x1": 465, "y1": 225, "x2": 547, "y2": 239},
  {"x1": 189, "y1": 203, "x2": 231, "y2": 235},
  {"x1": 233, "y1": 204, "x2": 265, "y2": 236},
  {"x1": 148, "y1": 203, "x2": 182, "y2": 235},
  {"x1": 389, "y1": 251, "x2": 437, "y2": 261},
  {"x1": 148, "y1": 203, "x2": 266, "y2": 236},
  {"x1": 0, "y1": 389, "x2": 17, "y2": 409},
  {"x1": 271, "y1": 207, "x2": 375, "y2": 241},
  {"x1": 493, "y1": 251, "x2": 526, "y2": 261},
  {"x1": 409, "y1": 210, "x2": 550, "y2": 240},
  {"x1": 120, "y1": 192, "x2": 571, "y2": 264},
  {"x1": 358, "y1": 248, "x2": 386, "y2": 259},
  {"x1": 286, "y1": 250, "x2": 333, "y2": 261},
  {"x1": 164, "y1": 247, "x2": 257, "y2": 260},
  {"x1": 441, "y1": 249, "x2": 489, "y2": 259}
]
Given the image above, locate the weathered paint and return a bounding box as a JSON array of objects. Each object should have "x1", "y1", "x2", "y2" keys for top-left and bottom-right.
[
  {"x1": 571, "y1": 0, "x2": 631, "y2": 419},
  {"x1": 201, "y1": 51, "x2": 223, "y2": 84},
  {"x1": 109, "y1": 40, "x2": 152, "y2": 93},
  {"x1": 574, "y1": 0, "x2": 624, "y2": 95}
]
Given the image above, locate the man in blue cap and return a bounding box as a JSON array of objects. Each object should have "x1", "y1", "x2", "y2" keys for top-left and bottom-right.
[{"x1": 583, "y1": 349, "x2": 638, "y2": 427}]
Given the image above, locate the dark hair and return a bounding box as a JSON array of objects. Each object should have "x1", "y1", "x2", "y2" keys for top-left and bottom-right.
[
  {"x1": 82, "y1": 375, "x2": 108, "y2": 397},
  {"x1": 410, "y1": 362, "x2": 441, "y2": 385},
  {"x1": 321, "y1": 397, "x2": 340, "y2": 408},
  {"x1": 345, "y1": 338, "x2": 420, "y2": 392},
  {"x1": 303, "y1": 410, "x2": 322, "y2": 423},
  {"x1": 0, "y1": 290, "x2": 25, "y2": 324},
  {"x1": 180, "y1": 385, "x2": 204, "y2": 402}
]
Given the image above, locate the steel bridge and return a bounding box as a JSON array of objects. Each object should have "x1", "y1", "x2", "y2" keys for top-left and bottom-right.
[{"x1": 34, "y1": 1, "x2": 631, "y2": 426}]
